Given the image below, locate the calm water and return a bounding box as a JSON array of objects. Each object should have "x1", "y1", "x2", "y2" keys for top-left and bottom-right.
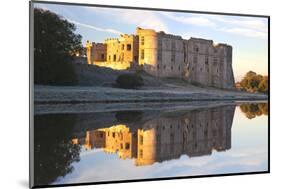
[{"x1": 34, "y1": 102, "x2": 268, "y2": 186}]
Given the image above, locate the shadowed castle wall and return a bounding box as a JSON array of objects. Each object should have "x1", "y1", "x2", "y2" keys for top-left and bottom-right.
[
  {"x1": 156, "y1": 32, "x2": 184, "y2": 78},
  {"x1": 183, "y1": 38, "x2": 234, "y2": 88}
]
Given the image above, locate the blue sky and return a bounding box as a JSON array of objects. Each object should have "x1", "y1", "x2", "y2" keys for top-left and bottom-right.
[{"x1": 34, "y1": 3, "x2": 268, "y2": 81}]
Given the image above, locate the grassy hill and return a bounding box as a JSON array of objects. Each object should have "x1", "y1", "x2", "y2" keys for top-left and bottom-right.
[{"x1": 74, "y1": 64, "x2": 164, "y2": 87}]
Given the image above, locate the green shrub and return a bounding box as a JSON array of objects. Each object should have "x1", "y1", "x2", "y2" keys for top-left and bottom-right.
[{"x1": 116, "y1": 73, "x2": 144, "y2": 89}]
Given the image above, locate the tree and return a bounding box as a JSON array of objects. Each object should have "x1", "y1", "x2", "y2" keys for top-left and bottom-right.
[
  {"x1": 34, "y1": 8, "x2": 82, "y2": 85},
  {"x1": 116, "y1": 73, "x2": 144, "y2": 89},
  {"x1": 245, "y1": 71, "x2": 257, "y2": 78},
  {"x1": 258, "y1": 76, "x2": 268, "y2": 93},
  {"x1": 239, "y1": 71, "x2": 268, "y2": 93}
]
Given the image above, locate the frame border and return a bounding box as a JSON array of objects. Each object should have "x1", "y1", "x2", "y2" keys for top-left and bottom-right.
[{"x1": 29, "y1": 0, "x2": 270, "y2": 188}]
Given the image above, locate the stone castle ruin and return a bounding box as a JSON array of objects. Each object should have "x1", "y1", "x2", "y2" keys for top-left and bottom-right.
[{"x1": 86, "y1": 27, "x2": 235, "y2": 89}]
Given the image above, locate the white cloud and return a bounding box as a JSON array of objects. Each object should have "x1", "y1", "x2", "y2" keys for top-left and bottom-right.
[
  {"x1": 118, "y1": 10, "x2": 168, "y2": 32},
  {"x1": 220, "y1": 27, "x2": 267, "y2": 39},
  {"x1": 160, "y1": 12, "x2": 267, "y2": 40},
  {"x1": 66, "y1": 18, "x2": 123, "y2": 35},
  {"x1": 160, "y1": 12, "x2": 216, "y2": 27},
  {"x1": 233, "y1": 20, "x2": 267, "y2": 32},
  {"x1": 84, "y1": 7, "x2": 168, "y2": 32},
  {"x1": 208, "y1": 16, "x2": 268, "y2": 39},
  {"x1": 210, "y1": 16, "x2": 268, "y2": 32},
  {"x1": 54, "y1": 147, "x2": 267, "y2": 184}
]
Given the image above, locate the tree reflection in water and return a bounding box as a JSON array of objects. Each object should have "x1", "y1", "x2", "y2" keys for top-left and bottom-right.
[
  {"x1": 240, "y1": 103, "x2": 268, "y2": 119},
  {"x1": 34, "y1": 115, "x2": 81, "y2": 185}
]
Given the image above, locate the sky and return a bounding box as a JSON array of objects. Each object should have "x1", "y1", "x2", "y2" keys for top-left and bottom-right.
[{"x1": 34, "y1": 3, "x2": 268, "y2": 82}]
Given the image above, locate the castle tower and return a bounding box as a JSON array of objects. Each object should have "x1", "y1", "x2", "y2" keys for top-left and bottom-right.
[
  {"x1": 86, "y1": 40, "x2": 93, "y2": 65},
  {"x1": 136, "y1": 27, "x2": 158, "y2": 75}
]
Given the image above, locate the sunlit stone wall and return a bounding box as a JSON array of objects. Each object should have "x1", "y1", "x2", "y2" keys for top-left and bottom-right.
[
  {"x1": 86, "y1": 41, "x2": 107, "y2": 65},
  {"x1": 136, "y1": 27, "x2": 158, "y2": 75}
]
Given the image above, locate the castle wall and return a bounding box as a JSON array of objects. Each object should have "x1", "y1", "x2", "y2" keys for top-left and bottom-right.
[
  {"x1": 156, "y1": 32, "x2": 184, "y2": 78},
  {"x1": 92, "y1": 43, "x2": 107, "y2": 62},
  {"x1": 184, "y1": 38, "x2": 234, "y2": 89},
  {"x1": 184, "y1": 38, "x2": 213, "y2": 86},
  {"x1": 87, "y1": 34, "x2": 139, "y2": 70},
  {"x1": 223, "y1": 45, "x2": 235, "y2": 89},
  {"x1": 86, "y1": 41, "x2": 93, "y2": 65},
  {"x1": 119, "y1": 34, "x2": 139, "y2": 63},
  {"x1": 86, "y1": 41, "x2": 107, "y2": 65},
  {"x1": 105, "y1": 38, "x2": 120, "y2": 64}
]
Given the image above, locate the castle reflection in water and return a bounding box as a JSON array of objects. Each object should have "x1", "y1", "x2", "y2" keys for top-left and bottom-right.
[{"x1": 72, "y1": 106, "x2": 235, "y2": 166}]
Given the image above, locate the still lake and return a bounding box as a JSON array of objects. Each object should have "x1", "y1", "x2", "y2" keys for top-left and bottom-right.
[{"x1": 34, "y1": 102, "x2": 268, "y2": 186}]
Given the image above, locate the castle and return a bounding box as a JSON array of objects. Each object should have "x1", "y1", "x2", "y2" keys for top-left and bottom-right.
[
  {"x1": 72, "y1": 106, "x2": 235, "y2": 166},
  {"x1": 86, "y1": 27, "x2": 235, "y2": 89}
]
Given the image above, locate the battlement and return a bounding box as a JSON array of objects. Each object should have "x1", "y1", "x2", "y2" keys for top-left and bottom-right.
[
  {"x1": 120, "y1": 34, "x2": 136, "y2": 38},
  {"x1": 215, "y1": 43, "x2": 232, "y2": 49},
  {"x1": 136, "y1": 27, "x2": 157, "y2": 35},
  {"x1": 189, "y1": 37, "x2": 213, "y2": 44},
  {"x1": 157, "y1": 31, "x2": 182, "y2": 40}
]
